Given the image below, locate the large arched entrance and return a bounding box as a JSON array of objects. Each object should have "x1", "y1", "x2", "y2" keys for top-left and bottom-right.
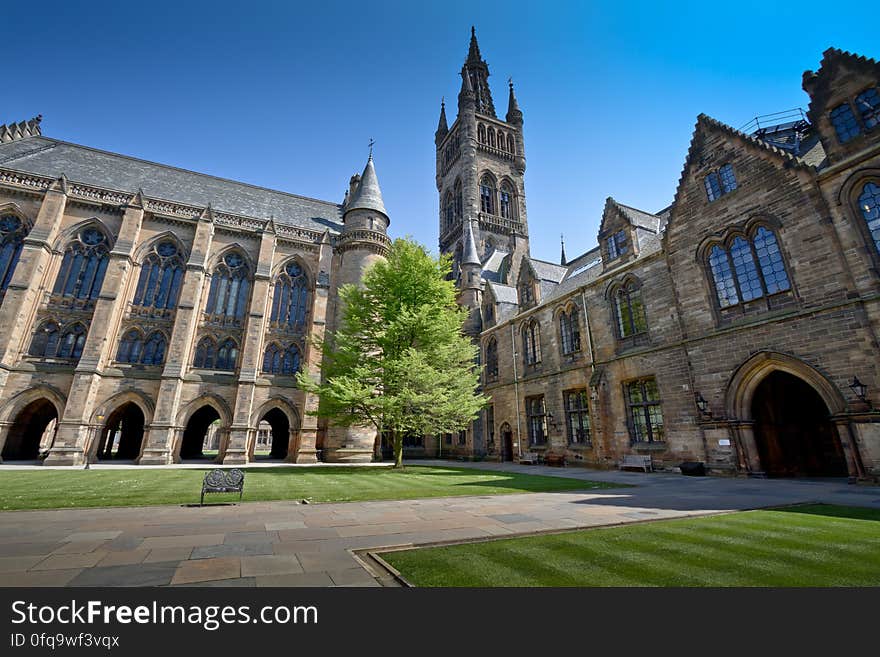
[
  {"x1": 180, "y1": 406, "x2": 221, "y2": 460},
  {"x1": 255, "y1": 408, "x2": 290, "y2": 460},
  {"x1": 751, "y1": 371, "x2": 848, "y2": 477},
  {"x1": 95, "y1": 403, "x2": 145, "y2": 461},
  {"x1": 2, "y1": 399, "x2": 58, "y2": 461},
  {"x1": 499, "y1": 423, "x2": 513, "y2": 462}
]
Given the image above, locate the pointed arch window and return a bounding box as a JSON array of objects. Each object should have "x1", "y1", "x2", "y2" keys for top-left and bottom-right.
[
  {"x1": 478, "y1": 124, "x2": 486, "y2": 144},
  {"x1": 522, "y1": 320, "x2": 541, "y2": 365},
  {"x1": 487, "y1": 128, "x2": 496, "y2": 148},
  {"x1": 499, "y1": 182, "x2": 514, "y2": 219},
  {"x1": 614, "y1": 281, "x2": 648, "y2": 339},
  {"x1": 705, "y1": 226, "x2": 791, "y2": 309},
  {"x1": 29, "y1": 320, "x2": 60, "y2": 357},
  {"x1": 262, "y1": 342, "x2": 302, "y2": 375},
  {"x1": 485, "y1": 337, "x2": 498, "y2": 380},
  {"x1": 497, "y1": 130, "x2": 506, "y2": 151},
  {"x1": 132, "y1": 240, "x2": 185, "y2": 311},
  {"x1": 454, "y1": 180, "x2": 463, "y2": 221},
  {"x1": 480, "y1": 176, "x2": 496, "y2": 215},
  {"x1": 559, "y1": 307, "x2": 582, "y2": 355},
  {"x1": 204, "y1": 251, "x2": 250, "y2": 321},
  {"x1": 57, "y1": 324, "x2": 87, "y2": 359},
  {"x1": 507, "y1": 134, "x2": 515, "y2": 154},
  {"x1": 859, "y1": 182, "x2": 880, "y2": 255},
  {"x1": 270, "y1": 261, "x2": 310, "y2": 331},
  {"x1": 443, "y1": 191, "x2": 454, "y2": 230},
  {"x1": 117, "y1": 329, "x2": 166, "y2": 365},
  {"x1": 216, "y1": 338, "x2": 239, "y2": 371},
  {"x1": 194, "y1": 336, "x2": 216, "y2": 369},
  {"x1": 52, "y1": 227, "x2": 110, "y2": 302},
  {"x1": 0, "y1": 214, "x2": 27, "y2": 301}
]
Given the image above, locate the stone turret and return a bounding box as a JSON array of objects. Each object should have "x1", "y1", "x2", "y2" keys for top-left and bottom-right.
[
  {"x1": 325, "y1": 154, "x2": 391, "y2": 463},
  {"x1": 459, "y1": 219, "x2": 483, "y2": 336}
]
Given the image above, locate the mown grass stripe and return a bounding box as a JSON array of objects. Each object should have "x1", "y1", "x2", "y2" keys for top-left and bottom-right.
[{"x1": 382, "y1": 505, "x2": 880, "y2": 587}]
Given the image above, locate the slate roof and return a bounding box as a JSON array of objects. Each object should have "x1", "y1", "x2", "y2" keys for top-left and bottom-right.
[
  {"x1": 0, "y1": 135, "x2": 344, "y2": 232},
  {"x1": 480, "y1": 249, "x2": 509, "y2": 283},
  {"x1": 345, "y1": 155, "x2": 387, "y2": 219}
]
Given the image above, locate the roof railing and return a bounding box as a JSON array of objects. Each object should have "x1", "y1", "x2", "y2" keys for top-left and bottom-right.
[{"x1": 739, "y1": 108, "x2": 808, "y2": 135}]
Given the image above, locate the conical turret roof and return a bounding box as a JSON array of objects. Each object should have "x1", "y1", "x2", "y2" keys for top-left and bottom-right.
[
  {"x1": 462, "y1": 219, "x2": 481, "y2": 266},
  {"x1": 345, "y1": 155, "x2": 387, "y2": 219}
]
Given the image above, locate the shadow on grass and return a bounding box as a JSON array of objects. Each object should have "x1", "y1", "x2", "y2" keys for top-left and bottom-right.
[{"x1": 773, "y1": 503, "x2": 880, "y2": 522}]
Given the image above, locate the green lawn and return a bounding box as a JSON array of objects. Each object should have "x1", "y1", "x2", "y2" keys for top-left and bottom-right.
[
  {"x1": 381, "y1": 504, "x2": 880, "y2": 587},
  {"x1": 0, "y1": 465, "x2": 615, "y2": 511}
]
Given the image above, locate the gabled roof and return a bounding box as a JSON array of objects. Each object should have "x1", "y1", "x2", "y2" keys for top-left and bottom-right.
[
  {"x1": 599, "y1": 197, "x2": 661, "y2": 235},
  {"x1": 480, "y1": 248, "x2": 509, "y2": 283},
  {"x1": 669, "y1": 113, "x2": 814, "y2": 212},
  {"x1": 528, "y1": 258, "x2": 567, "y2": 283},
  {"x1": 485, "y1": 281, "x2": 518, "y2": 305},
  {"x1": 803, "y1": 48, "x2": 880, "y2": 126},
  {"x1": 0, "y1": 133, "x2": 343, "y2": 232}
]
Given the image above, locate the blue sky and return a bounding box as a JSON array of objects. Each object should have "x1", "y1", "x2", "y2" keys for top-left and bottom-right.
[{"x1": 4, "y1": 1, "x2": 877, "y2": 262}]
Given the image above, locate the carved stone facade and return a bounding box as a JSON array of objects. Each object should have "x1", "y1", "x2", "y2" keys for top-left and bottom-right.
[
  {"x1": 442, "y1": 40, "x2": 880, "y2": 480},
  {"x1": 0, "y1": 125, "x2": 389, "y2": 465}
]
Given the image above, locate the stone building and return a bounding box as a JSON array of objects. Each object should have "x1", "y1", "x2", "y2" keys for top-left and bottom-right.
[
  {"x1": 0, "y1": 115, "x2": 391, "y2": 465},
  {"x1": 437, "y1": 36, "x2": 880, "y2": 479}
]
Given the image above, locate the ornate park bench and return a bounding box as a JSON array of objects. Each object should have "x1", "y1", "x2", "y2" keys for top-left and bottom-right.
[
  {"x1": 200, "y1": 468, "x2": 245, "y2": 506},
  {"x1": 618, "y1": 454, "x2": 653, "y2": 473}
]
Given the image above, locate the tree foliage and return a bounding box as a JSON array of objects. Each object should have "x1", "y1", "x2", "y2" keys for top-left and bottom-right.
[{"x1": 296, "y1": 238, "x2": 487, "y2": 467}]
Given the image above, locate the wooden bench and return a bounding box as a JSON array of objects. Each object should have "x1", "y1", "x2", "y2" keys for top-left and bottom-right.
[
  {"x1": 618, "y1": 454, "x2": 653, "y2": 472},
  {"x1": 200, "y1": 468, "x2": 245, "y2": 506},
  {"x1": 545, "y1": 452, "x2": 566, "y2": 467},
  {"x1": 519, "y1": 452, "x2": 539, "y2": 465}
]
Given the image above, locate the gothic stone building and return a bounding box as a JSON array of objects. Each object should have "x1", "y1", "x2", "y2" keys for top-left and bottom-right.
[
  {"x1": 0, "y1": 115, "x2": 392, "y2": 465},
  {"x1": 1, "y1": 34, "x2": 879, "y2": 481},
  {"x1": 436, "y1": 35, "x2": 880, "y2": 480}
]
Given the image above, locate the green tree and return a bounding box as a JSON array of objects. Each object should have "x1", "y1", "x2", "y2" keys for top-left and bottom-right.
[{"x1": 297, "y1": 237, "x2": 487, "y2": 467}]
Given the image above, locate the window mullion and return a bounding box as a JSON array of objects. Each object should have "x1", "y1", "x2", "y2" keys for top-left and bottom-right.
[{"x1": 725, "y1": 247, "x2": 744, "y2": 306}]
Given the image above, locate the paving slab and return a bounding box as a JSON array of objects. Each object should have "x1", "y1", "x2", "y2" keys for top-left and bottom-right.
[{"x1": 1, "y1": 460, "x2": 879, "y2": 587}]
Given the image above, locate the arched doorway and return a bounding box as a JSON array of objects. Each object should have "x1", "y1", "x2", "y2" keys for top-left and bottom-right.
[
  {"x1": 95, "y1": 403, "x2": 145, "y2": 461},
  {"x1": 256, "y1": 408, "x2": 290, "y2": 460},
  {"x1": 751, "y1": 371, "x2": 848, "y2": 477},
  {"x1": 499, "y1": 423, "x2": 513, "y2": 462},
  {"x1": 180, "y1": 406, "x2": 221, "y2": 460},
  {"x1": 2, "y1": 399, "x2": 58, "y2": 460}
]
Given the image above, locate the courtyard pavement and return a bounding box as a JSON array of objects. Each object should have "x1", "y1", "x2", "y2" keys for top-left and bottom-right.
[{"x1": 1, "y1": 460, "x2": 878, "y2": 587}]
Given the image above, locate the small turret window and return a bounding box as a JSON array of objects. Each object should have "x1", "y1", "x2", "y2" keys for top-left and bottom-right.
[{"x1": 830, "y1": 102, "x2": 861, "y2": 144}]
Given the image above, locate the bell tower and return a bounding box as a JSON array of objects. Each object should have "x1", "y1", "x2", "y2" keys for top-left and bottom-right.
[{"x1": 436, "y1": 27, "x2": 530, "y2": 289}]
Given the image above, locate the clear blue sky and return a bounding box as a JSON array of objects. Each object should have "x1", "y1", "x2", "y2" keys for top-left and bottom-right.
[{"x1": 4, "y1": 0, "x2": 877, "y2": 262}]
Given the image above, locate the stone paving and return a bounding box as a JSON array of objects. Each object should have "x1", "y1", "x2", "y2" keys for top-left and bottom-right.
[{"x1": 1, "y1": 460, "x2": 878, "y2": 587}]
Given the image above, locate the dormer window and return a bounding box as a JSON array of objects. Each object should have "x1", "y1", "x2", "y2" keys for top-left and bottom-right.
[
  {"x1": 606, "y1": 230, "x2": 627, "y2": 260},
  {"x1": 704, "y1": 164, "x2": 737, "y2": 202},
  {"x1": 519, "y1": 281, "x2": 534, "y2": 306},
  {"x1": 831, "y1": 102, "x2": 861, "y2": 143}
]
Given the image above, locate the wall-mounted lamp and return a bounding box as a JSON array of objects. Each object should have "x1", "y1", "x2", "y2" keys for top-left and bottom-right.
[
  {"x1": 695, "y1": 393, "x2": 711, "y2": 417},
  {"x1": 849, "y1": 376, "x2": 868, "y2": 403},
  {"x1": 546, "y1": 411, "x2": 559, "y2": 432}
]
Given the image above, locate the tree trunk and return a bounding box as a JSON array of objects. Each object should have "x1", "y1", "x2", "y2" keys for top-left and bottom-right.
[{"x1": 393, "y1": 429, "x2": 404, "y2": 468}]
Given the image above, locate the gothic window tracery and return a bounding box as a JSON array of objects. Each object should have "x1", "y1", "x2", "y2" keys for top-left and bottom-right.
[
  {"x1": 117, "y1": 329, "x2": 166, "y2": 365},
  {"x1": 0, "y1": 214, "x2": 27, "y2": 301},
  {"x1": 52, "y1": 227, "x2": 110, "y2": 304},
  {"x1": 499, "y1": 182, "x2": 514, "y2": 219},
  {"x1": 559, "y1": 306, "x2": 582, "y2": 355},
  {"x1": 262, "y1": 342, "x2": 302, "y2": 375},
  {"x1": 204, "y1": 251, "x2": 251, "y2": 322},
  {"x1": 480, "y1": 175, "x2": 496, "y2": 215},
  {"x1": 270, "y1": 261, "x2": 310, "y2": 331},
  {"x1": 194, "y1": 335, "x2": 238, "y2": 371},
  {"x1": 858, "y1": 181, "x2": 880, "y2": 255},
  {"x1": 132, "y1": 240, "x2": 185, "y2": 311},
  {"x1": 454, "y1": 179, "x2": 463, "y2": 221},
  {"x1": 613, "y1": 280, "x2": 648, "y2": 339}
]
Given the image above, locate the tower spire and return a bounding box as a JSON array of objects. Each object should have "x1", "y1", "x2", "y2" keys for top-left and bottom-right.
[
  {"x1": 560, "y1": 234, "x2": 567, "y2": 266},
  {"x1": 435, "y1": 98, "x2": 448, "y2": 144},
  {"x1": 506, "y1": 78, "x2": 522, "y2": 124},
  {"x1": 461, "y1": 27, "x2": 495, "y2": 116},
  {"x1": 345, "y1": 154, "x2": 387, "y2": 221}
]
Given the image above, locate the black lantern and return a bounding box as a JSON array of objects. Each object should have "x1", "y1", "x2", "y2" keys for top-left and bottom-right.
[
  {"x1": 696, "y1": 393, "x2": 710, "y2": 416},
  {"x1": 850, "y1": 376, "x2": 868, "y2": 403},
  {"x1": 546, "y1": 411, "x2": 558, "y2": 431}
]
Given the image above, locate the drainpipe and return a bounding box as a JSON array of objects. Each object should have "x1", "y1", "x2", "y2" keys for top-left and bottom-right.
[
  {"x1": 580, "y1": 288, "x2": 600, "y2": 460},
  {"x1": 510, "y1": 323, "x2": 523, "y2": 460}
]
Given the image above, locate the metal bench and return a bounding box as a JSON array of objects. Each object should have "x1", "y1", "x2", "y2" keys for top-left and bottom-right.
[
  {"x1": 618, "y1": 454, "x2": 653, "y2": 472},
  {"x1": 200, "y1": 468, "x2": 245, "y2": 506}
]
